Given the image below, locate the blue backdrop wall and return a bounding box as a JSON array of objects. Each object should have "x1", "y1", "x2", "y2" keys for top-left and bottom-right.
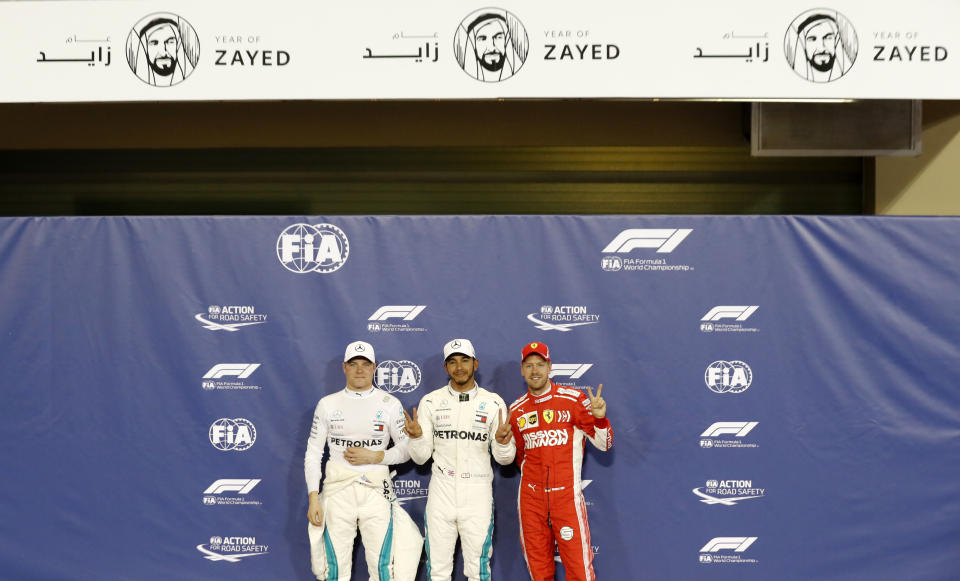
[{"x1": 1, "y1": 215, "x2": 958, "y2": 581}]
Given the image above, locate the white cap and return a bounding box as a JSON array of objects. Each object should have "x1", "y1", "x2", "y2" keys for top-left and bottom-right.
[
  {"x1": 443, "y1": 338, "x2": 476, "y2": 361},
  {"x1": 344, "y1": 340, "x2": 376, "y2": 363}
]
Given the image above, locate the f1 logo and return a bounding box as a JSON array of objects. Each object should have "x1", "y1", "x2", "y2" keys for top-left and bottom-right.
[
  {"x1": 203, "y1": 364, "x2": 261, "y2": 379},
  {"x1": 369, "y1": 306, "x2": 427, "y2": 321},
  {"x1": 203, "y1": 479, "x2": 262, "y2": 495},
  {"x1": 602, "y1": 229, "x2": 692, "y2": 253},
  {"x1": 549, "y1": 364, "x2": 593, "y2": 380},
  {"x1": 700, "y1": 537, "x2": 757, "y2": 553},
  {"x1": 700, "y1": 422, "x2": 758, "y2": 438},
  {"x1": 701, "y1": 306, "x2": 759, "y2": 322}
]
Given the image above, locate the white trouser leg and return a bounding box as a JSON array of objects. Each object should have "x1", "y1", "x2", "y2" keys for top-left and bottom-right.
[
  {"x1": 321, "y1": 484, "x2": 360, "y2": 581},
  {"x1": 458, "y1": 486, "x2": 493, "y2": 581},
  {"x1": 356, "y1": 483, "x2": 395, "y2": 581},
  {"x1": 424, "y1": 478, "x2": 458, "y2": 581}
]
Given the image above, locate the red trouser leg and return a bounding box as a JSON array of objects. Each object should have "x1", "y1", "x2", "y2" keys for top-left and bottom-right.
[
  {"x1": 519, "y1": 481, "x2": 556, "y2": 581},
  {"x1": 548, "y1": 487, "x2": 595, "y2": 581}
]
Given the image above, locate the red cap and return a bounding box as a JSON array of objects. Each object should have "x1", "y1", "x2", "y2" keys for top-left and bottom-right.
[{"x1": 521, "y1": 342, "x2": 550, "y2": 362}]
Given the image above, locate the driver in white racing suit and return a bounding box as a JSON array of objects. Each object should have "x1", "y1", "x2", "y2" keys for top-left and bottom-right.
[
  {"x1": 305, "y1": 340, "x2": 419, "y2": 580},
  {"x1": 404, "y1": 338, "x2": 516, "y2": 581}
]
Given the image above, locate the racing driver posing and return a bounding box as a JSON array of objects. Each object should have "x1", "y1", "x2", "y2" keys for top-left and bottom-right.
[
  {"x1": 508, "y1": 341, "x2": 612, "y2": 581},
  {"x1": 404, "y1": 338, "x2": 516, "y2": 581}
]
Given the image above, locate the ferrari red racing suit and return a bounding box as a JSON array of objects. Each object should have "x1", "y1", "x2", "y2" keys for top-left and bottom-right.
[{"x1": 509, "y1": 382, "x2": 613, "y2": 581}]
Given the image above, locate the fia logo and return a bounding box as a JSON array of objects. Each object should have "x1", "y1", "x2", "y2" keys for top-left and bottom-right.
[
  {"x1": 209, "y1": 418, "x2": 257, "y2": 451},
  {"x1": 704, "y1": 361, "x2": 753, "y2": 394},
  {"x1": 276, "y1": 223, "x2": 349, "y2": 274},
  {"x1": 600, "y1": 256, "x2": 623, "y2": 271},
  {"x1": 374, "y1": 360, "x2": 422, "y2": 394}
]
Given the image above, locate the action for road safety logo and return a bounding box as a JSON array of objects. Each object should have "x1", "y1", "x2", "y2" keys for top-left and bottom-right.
[
  {"x1": 693, "y1": 479, "x2": 766, "y2": 506},
  {"x1": 195, "y1": 305, "x2": 267, "y2": 332},
  {"x1": 391, "y1": 471, "x2": 428, "y2": 507},
  {"x1": 527, "y1": 305, "x2": 599, "y2": 332},
  {"x1": 197, "y1": 536, "x2": 269, "y2": 562}
]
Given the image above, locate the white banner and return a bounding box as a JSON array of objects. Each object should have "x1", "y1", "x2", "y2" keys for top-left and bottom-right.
[{"x1": 2, "y1": 0, "x2": 957, "y2": 102}]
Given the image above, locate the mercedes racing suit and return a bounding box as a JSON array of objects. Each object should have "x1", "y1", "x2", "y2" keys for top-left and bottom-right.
[
  {"x1": 408, "y1": 384, "x2": 516, "y2": 581},
  {"x1": 305, "y1": 387, "x2": 411, "y2": 580},
  {"x1": 508, "y1": 382, "x2": 613, "y2": 581}
]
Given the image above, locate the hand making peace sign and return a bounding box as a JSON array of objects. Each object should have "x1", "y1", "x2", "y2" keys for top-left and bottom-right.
[
  {"x1": 402, "y1": 407, "x2": 422, "y2": 439},
  {"x1": 586, "y1": 384, "x2": 606, "y2": 419},
  {"x1": 495, "y1": 408, "x2": 513, "y2": 444}
]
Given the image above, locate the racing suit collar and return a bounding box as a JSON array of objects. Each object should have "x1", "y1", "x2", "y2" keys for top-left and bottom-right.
[
  {"x1": 343, "y1": 386, "x2": 378, "y2": 399},
  {"x1": 446, "y1": 382, "x2": 478, "y2": 401}
]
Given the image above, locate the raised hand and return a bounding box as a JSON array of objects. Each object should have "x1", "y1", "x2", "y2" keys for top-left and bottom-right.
[
  {"x1": 403, "y1": 407, "x2": 422, "y2": 438},
  {"x1": 586, "y1": 384, "x2": 606, "y2": 419},
  {"x1": 495, "y1": 408, "x2": 513, "y2": 444}
]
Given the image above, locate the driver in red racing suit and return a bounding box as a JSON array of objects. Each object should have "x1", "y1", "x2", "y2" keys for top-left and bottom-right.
[{"x1": 508, "y1": 342, "x2": 612, "y2": 581}]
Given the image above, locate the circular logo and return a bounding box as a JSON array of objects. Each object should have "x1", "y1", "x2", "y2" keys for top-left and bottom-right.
[
  {"x1": 559, "y1": 526, "x2": 574, "y2": 541},
  {"x1": 126, "y1": 13, "x2": 200, "y2": 87},
  {"x1": 208, "y1": 305, "x2": 221, "y2": 315},
  {"x1": 601, "y1": 256, "x2": 623, "y2": 272},
  {"x1": 451, "y1": 340, "x2": 462, "y2": 349},
  {"x1": 276, "y1": 223, "x2": 350, "y2": 274},
  {"x1": 704, "y1": 360, "x2": 753, "y2": 394},
  {"x1": 454, "y1": 8, "x2": 529, "y2": 82},
  {"x1": 209, "y1": 418, "x2": 257, "y2": 451},
  {"x1": 784, "y1": 9, "x2": 858, "y2": 83},
  {"x1": 374, "y1": 360, "x2": 422, "y2": 394}
]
